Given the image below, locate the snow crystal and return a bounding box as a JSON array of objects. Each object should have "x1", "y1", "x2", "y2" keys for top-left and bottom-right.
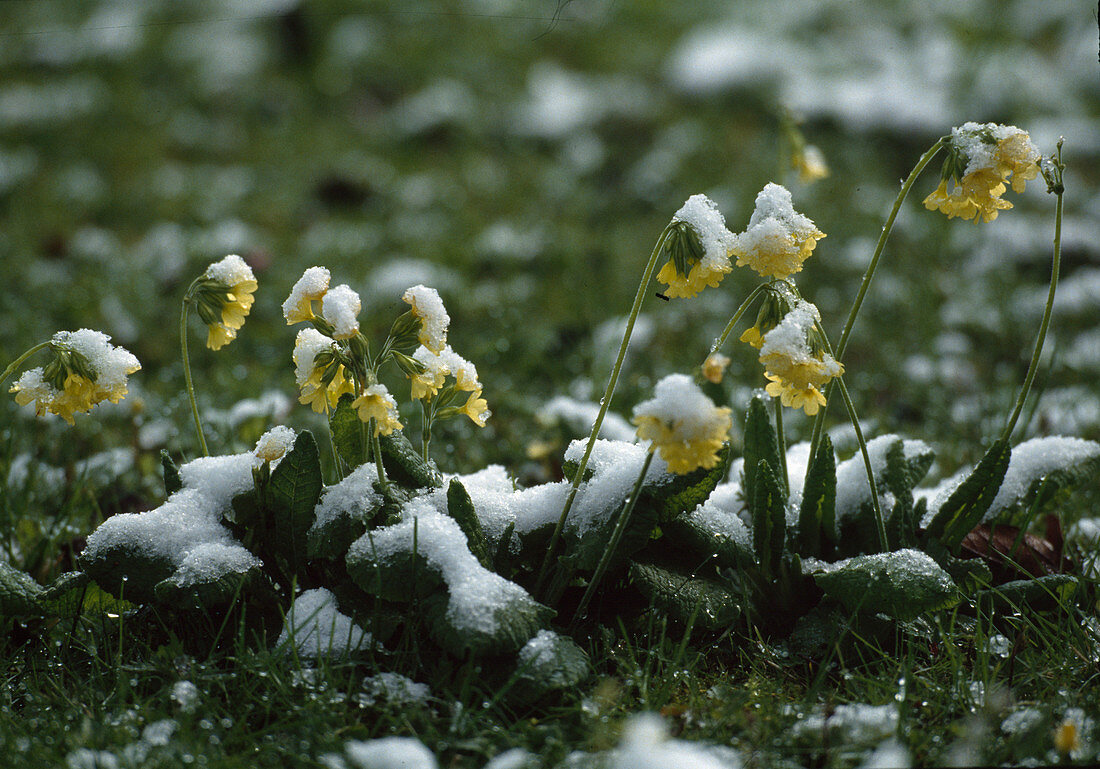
[
  {"x1": 170, "y1": 680, "x2": 199, "y2": 713},
  {"x1": 165, "y1": 541, "x2": 260, "y2": 588},
  {"x1": 835, "y1": 436, "x2": 932, "y2": 522},
  {"x1": 282, "y1": 265, "x2": 330, "y2": 320},
  {"x1": 348, "y1": 501, "x2": 539, "y2": 636},
  {"x1": 322, "y1": 284, "x2": 362, "y2": 339},
  {"x1": 205, "y1": 253, "x2": 253, "y2": 287},
  {"x1": 673, "y1": 194, "x2": 734, "y2": 272},
  {"x1": 278, "y1": 588, "x2": 371, "y2": 659},
  {"x1": 403, "y1": 285, "x2": 449, "y2": 353},
  {"x1": 359, "y1": 673, "x2": 431, "y2": 707},
  {"x1": 537, "y1": 395, "x2": 636, "y2": 442},
  {"x1": 437, "y1": 346, "x2": 479, "y2": 390},
  {"x1": 254, "y1": 425, "x2": 297, "y2": 463},
  {"x1": 345, "y1": 737, "x2": 438, "y2": 769},
  {"x1": 311, "y1": 463, "x2": 383, "y2": 534},
  {"x1": 56, "y1": 328, "x2": 141, "y2": 389},
  {"x1": 985, "y1": 436, "x2": 1100, "y2": 520}
]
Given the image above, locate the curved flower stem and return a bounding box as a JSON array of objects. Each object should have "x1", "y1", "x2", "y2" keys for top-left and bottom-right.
[
  {"x1": 1002, "y1": 145, "x2": 1064, "y2": 443},
  {"x1": 1, "y1": 341, "x2": 52, "y2": 387},
  {"x1": 180, "y1": 279, "x2": 209, "y2": 457},
  {"x1": 534, "y1": 225, "x2": 673, "y2": 599},
  {"x1": 706, "y1": 283, "x2": 769, "y2": 360},
  {"x1": 815, "y1": 321, "x2": 888, "y2": 551},
  {"x1": 805, "y1": 137, "x2": 946, "y2": 481},
  {"x1": 570, "y1": 451, "x2": 654, "y2": 627}
]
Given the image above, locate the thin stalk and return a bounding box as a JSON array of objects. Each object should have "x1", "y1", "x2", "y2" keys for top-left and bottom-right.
[
  {"x1": 570, "y1": 451, "x2": 654, "y2": 626},
  {"x1": 1002, "y1": 167, "x2": 1063, "y2": 442},
  {"x1": 805, "y1": 137, "x2": 946, "y2": 479},
  {"x1": 835, "y1": 375, "x2": 888, "y2": 551},
  {"x1": 421, "y1": 399, "x2": 432, "y2": 463},
  {"x1": 534, "y1": 225, "x2": 673, "y2": 597},
  {"x1": 774, "y1": 397, "x2": 789, "y2": 496},
  {"x1": 370, "y1": 423, "x2": 387, "y2": 487},
  {"x1": 0, "y1": 341, "x2": 51, "y2": 386},
  {"x1": 706, "y1": 283, "x2": 768, "y2": 359},
  {"x1": 180, "y1": 281, "x2": 209, "y2": 457}
]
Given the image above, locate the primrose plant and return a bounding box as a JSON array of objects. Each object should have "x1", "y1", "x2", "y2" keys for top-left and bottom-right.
[{"x1": 2, "y1": 122, "x2": 1097, "y2": 687}]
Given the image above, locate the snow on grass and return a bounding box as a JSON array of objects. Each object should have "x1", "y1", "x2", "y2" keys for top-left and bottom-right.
[{"x1": 344, "y1": 737, "x2": 438, "y2": 769}]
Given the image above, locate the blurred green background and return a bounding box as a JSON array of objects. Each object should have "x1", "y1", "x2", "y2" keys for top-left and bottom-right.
[{"x1": 1, "y1": 0, "x2": 1097, "y2": 480}]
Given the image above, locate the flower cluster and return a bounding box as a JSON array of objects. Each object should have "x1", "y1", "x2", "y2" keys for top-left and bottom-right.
[
  {"x1": 923, "y1": 123, "x2": 1040, "y2": 223},
  {"x1": 192, "y1": 255, "x2": 258, "y2": 350},
  {"x1": 406, "y1": 344, "x2": 490, "y2": 427},
  {"x1": 633, "y1": 374, "x2": 731, "y2": 474},
  {"x1": 10, "y1": 330, "x2": 140, "y2": 424},
  {"x1": 729, "y1": 183, "x2": 826, "y2": 280},
  {"x1": 757, "y1": 300, "x2": 842, "y2": 416},
  {"x1": 655, "y1": 195, "x2": 735, "y2": 299}
]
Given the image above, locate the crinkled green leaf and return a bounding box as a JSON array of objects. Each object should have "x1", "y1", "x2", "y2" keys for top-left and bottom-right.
[
  {"x1": 329, "y1": 394, "x2": 368, "y2": 469},
  {"x1": 153, "y1": 564, "x2": 260, "y2": 611},
  {"x1": 663, "y1": 515, "x2": 755, "y2": 571},
  {"x1": 267, "y1": 430, "x2": 323, "y2": 574},
  {"x1": 510, "y1": 630, "x2": 590, "y2": 705},
  {"x1": 742, "y1": 396, "x2": 781, "y2": 510},
  {"x1": 40, "y1": 570, "x2": 91, "y2": 617},
  {"x1": 926, "y1": 439, "x2": 1011, "y2": 551},
  {"x1": 629, "y1": 559, "x2": 741, "y2": 631},
  {"x1": 161, "y1": 450, "x2": 182, "y2": 496},
  {"x1": 80, "y1": 543, "x2": 175, "y2": 605},
  {"x1": 425, "y1": 589, "x2": 554, "y2": 657},
  {"x1": 796, "y1": 434, "x2": 837, "y2": 559},
  {"x1": 379, "y1": 429, "x2": 442, "y2": 489},
  {"x1": 0, "y1": 560, "x2": 44, "y2": 615},
  {"x1": 446, "y1": 479, "x2": 491, "y2": 568},
  {"x1": 978, "y1": 574, "x2": 1078, "y2": 613},
  {"x1": 812, "y1": 549, "x2": 958, "y2": 620},
  {"x1": 345, "y1": 530, "x2": 445, "y2": 602},
  {"x1": 752, "y1": 460, "x2": 786, "y2": 577},
  {"x1": 638, "y1": 444, "x2": 731, "y2": 524}
]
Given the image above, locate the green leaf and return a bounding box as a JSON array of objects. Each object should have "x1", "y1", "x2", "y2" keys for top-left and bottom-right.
[
  {"x1": 446, "y1": 479, "x2": 491, "y2": 568},
  {"x1": 153, "y1": 563, "x2": 259, "y2": 611},
  {"x1": 796, "y1": 434, "x2": 836, "y2": 558},
  {"x1": 161, "y1": 450, "x2": 182, "y2": 496},
  {"x1": 638, "y1": 444, "x2": 731, "y2": 524},
  {"x1": 329, "y1": 394, "x2": 368, "y2": 469},
  {"x1": 40, "y1": 571, "x2": 91, "y2": 617},
  {"x1": 984, "y1": 438, "x2": 1100, "y2": 525},
  {"x1": 510, "y1": 630, "x2": 590, "y2": 705},
  {"x1": 79, "y1": 544, "x2": 175, "y2": 604},
  {"x1": 812, "y1": 549, "x2": 958, "y2": 621},
  {"x1": 663, "y1": 514, "x2": 755, "y2": 571},
  {"x1": 426, "y1": 589, "x2": 554, "y2": 657},
  {"x1": 266, "y1": 431, "x2": 324, "y2": 575},
  {"x1": 379, "y1": 429, "x2": 442, "y2": 489},
  {"x1": 925, "y1": 440, "x2": 1011, "y2": 551},
  {"x1": 345, "y1": 529, "x2": 446, "y2": 603},
  {"x1": 629, "y1": 559, "x2": 741, "y2": 631},
  {"x1": 742, "y1": 397, "x2": 781, "y2": 510},
  {"x1": 977, "y1": 574, "x2": 1078, "y2": 614},
  {"x1": 751, "y1": 460, "x2": 786, "y2": 577},
  {"x1": 0, "y1": 560, "x2": 44, "y2": 616}
]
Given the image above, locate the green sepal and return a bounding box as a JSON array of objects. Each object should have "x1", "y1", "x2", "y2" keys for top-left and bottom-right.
[
  {"x1": 751, "y1": 460, "x2": 786, "y2": 577},
  {"x1": 629, "y1": 559, "x2": 741, "y2": 632},
  {"x1": 446, "y1": 479, "x2": 492, "y2": 568},
  {"x1": 742, "y1": 397, "x2": 781, "y2": 510},
  {"x1": 977, "y1": 574, "x2": 1078, "y2": 614},
  {"x1": 266, "y1": 431, "x2": 324, "y2": 575},
  {"x1": 425, "y1": 590, "x2": 554, "y2": 658},
  {"x1": 329, "y1": 394, "x2": 368, "y2": 469},
  {"x1": 379, "y1": 429, "x2": 442, "y2": 489},
  {"x1": 925, "y1": 439, "x2": 1011, "y2": 551},
  {"x1": 0, "y1": 560, "x2": 44, "y2": 616},
  {"x1": 796, "y1": 434, "x2": 836, "y2": 558},
  {"x1": 161, "y1": 450, "x2": 182, "y2": 496},
  {"x1": 812, "y1": 550, "x2": 958, "y2": 621}
]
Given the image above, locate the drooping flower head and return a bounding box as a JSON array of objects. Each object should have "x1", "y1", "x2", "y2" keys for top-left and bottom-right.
[
  {"x1": 190, "y1": 254, "x2": 258, "y2": 350},
  {"x1": 459, "y1": 389, "x2": 491, "y2": 427},
  {"x1": 321, "y1": 284, "x2": 361, "y2": 340},
  {"x1": 655, "y1": 194, "x2": 735, "y2": 299},
  {"x1": 757, "y1": 300, "x2": 842, "y2": 416},
  {"x1": 10, "y1": 329, "x2": 141, "y2": 424},
  {"x1": 730, "y1": 183, "x2": 825, "y2": 280},
  {"x1": 632, "y1": 373, "x2": 732, "y2": 474},
  {"x1": 352, "y1": 383, "x2": 402, "y2": 436},
  {"x1": 282, "y1": 266, "x2": 330, "y2": 324},
  {"x1": 401, "y1": 285, "x2": 449, "y2": 354},
  {"x1": 292, "y1": 328, "x2": 354, "y2": 413},
  {"x1": 793, "y1": 144, "x2": 829, "y2": 184},
  {"x1": 923, "y1": 122, "x2": 1040, "y2": 223},
  {"x1": 740, "y1": 282, "x2": 799, "y2": 350}
]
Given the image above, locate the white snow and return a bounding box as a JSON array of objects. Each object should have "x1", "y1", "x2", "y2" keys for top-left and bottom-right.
[
  {"x1": 672, "y1": 194, "x2": 734, "y2": 273},
  {"x1": 254, "y1": 425, "x2": 297, "y2": 463},
  {"x1": 277, "y1": 588, "x2": 371, "y2": 659},
  {"x1": 345, "y1": 737, "x2": 438, "y2": 769},
  {"x1": 282, "y1": 265, "x2": 330, "y2": 321},
  {"x1": 359, "y1": 673, "x2": 431, "y2": 707},
  {"x1": 310, "y1": 463, "x2": 383, "y2": 535},
  {"x1": 986, "y1": 436, "x2": 1100, "y2": 520},
  {"x1": 204, "y1": 253, "x2": 254, "y2": 287},
  {"x1": 834, "y1": 435, "x2": 932, "y2": 522},
  {"x1": 759, "y1": 301, "x2": 820, "y2": 363},
  {"x1": 606, "y1": 713, "x2": 742, "y2": 769},
  {"x1": 437, "y1": 346, "x2": 479, "y2": 391},
  {"x1": 794, "y1": 703, "x2": 898, "y2": 745},
  {"x1": 322, "y1": 284, "x2": 362, "y2": 339},
  {"x1": 170, "y1": 680, "x2": 200, "y2": 713},
  {"x1": 294, "y1": 328, "x2": 335, "y2": 386},
  {"x1": 685, "y1": 482, "x2": 751, "y2": 550},
  {"x1": 402, "y1": 285, "x2": 449, "y2": 353},
  {"x1": 632, "y1": 374, "x2": 729, "y2": 444},
  {"x1": 537, "y1": 396, "x2": 636, "y2": 442},
  {"x1": 56, "y1": 328, "x2": 141, "y2": 389}
]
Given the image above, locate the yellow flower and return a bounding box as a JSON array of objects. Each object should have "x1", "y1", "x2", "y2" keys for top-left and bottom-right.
[
  {"x1": 299, "y1": 364, "x2": 354, "y2": 414},
  {"x1": 352, "y1": 384, "x2": 402, "y2": 436},
  {"x1": 254, "y1": 426, "x2": 297, "y2": 462},
  {"x1": 409, "y1": 346, "x2": 450, "y2": 401},
  {"x1": 923, "y1": 170, "x2": 1012, "y2": 223},
  {"x1": 459, "y1": 389, "x2": 490, "y2": 427},
  {"x1": 764, "y1": 373, "x2": 827, "y2": 416},
  {"x1": 402, "y1": 285, "x2": 449, "y2": 354},
  {"x1": 656, "y1": 260, "x2": 730, "y2": 299},
  {"x1": 702, "y1": 353, "x2": 731, "y2": 384},
  {"x1": 655, "y1": 196, "x2": 734, "y2": 300},
  {"x1": 632, "y1": 374, "x2": 732, "y2": 474},
  {"x1": 282, "y1": 266, "x2": 330, "y2": 324},
  {"x1": 793, "y1": 144, "x2": 829, "y2": 184},
  {"x1": 200, "y1": 254, "x2": 257, "y2": 350},
  {"x1": 739, "y1": 326, "x2": 764, "y2": 349},
  {"x1": 1054, "y1": 718, "x2": 1080, "y2": 757},
  {"x1": 731, "y1": 183, "x2": 825, "y2": 280}
]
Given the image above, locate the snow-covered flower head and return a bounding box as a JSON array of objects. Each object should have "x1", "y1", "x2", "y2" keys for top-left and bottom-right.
[
  {"x1": 730, "y1": 183, "x2": 825, "y2": 280},
  {"x1": 321, "y1": 284, "x2": 361, "y2": 340},
  {"x1": 632, "y1": 374, "x2": 732, "y2": 474},
  {"x1": 9, "y1": 329, "x2": 141, "y2": 424},
  {"x1": 198, "y1": 254, "x2": 257, "y2": 350},
  {"x1": 352, "y1": 383, "x2": 402, "y2": 436},
  {"x1": 923, "y1": 122, "x2": 1040, "y2": 223},
  {"x1": 438, "y1": 346, "x2": 481, "y2": 392},
  {"x1": 409, "y1": 345, "x2": 450, "y2": 401},
  {"x1": 401, "y1": 285, "x2": 449, "y2": 354},
  {"x1": 254, "y1": 425, "x2": 297, "y2": 463},
  {"x1": 292, "y1": 328, "x2": 353, "y2": 413},
  {"x1": 282, "y1": 266, "x2": 330, "y2": 324},
  {"x1": 758, "y1": 300, "x2": 842, "y2": 416},
  {"x1": 655, "y1": 194, "x2": 734, "y2": 299}
]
